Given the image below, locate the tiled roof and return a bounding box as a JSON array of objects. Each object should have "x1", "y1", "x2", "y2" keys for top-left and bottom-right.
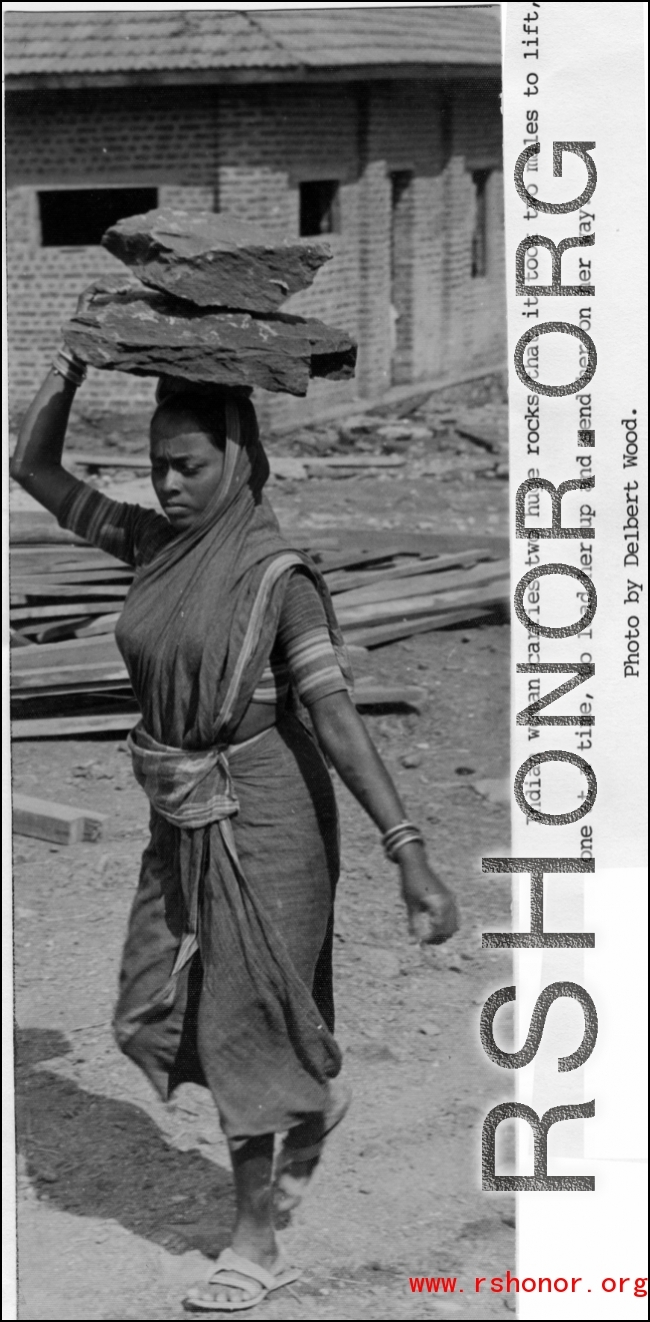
[
  {"x1": 257, "y1": 7, "x2": 501, "y2": 69},
  {"x1": 4, "y1": 7, "x2": 501, "y2": 80}
]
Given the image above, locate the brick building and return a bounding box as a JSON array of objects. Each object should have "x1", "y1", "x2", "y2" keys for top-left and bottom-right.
[{"x1": 5, "y1": 8, "x2": 504, "y2": 427}]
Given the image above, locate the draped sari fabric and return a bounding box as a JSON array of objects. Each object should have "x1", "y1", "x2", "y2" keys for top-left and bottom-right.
[
  {"x1": 111, "y1": 392, "x2": 351, "y2": 1140},
  {"x1": 115, "y1": 395, "x2": 349, "y2": 750}
]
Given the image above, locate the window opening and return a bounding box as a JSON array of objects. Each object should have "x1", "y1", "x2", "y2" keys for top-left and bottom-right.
[
  {"x1": 39, "y1": 187, "x2": 159, "y2": 247},
  {"x1": 299, "y1": 180, "x2": 340, "y2": 237},
  {"x1": 471, "y1": 169, "x2": 491, "y2": 278}
]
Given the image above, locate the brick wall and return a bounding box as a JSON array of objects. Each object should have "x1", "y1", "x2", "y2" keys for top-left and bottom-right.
[
  {"x1": 5, "y1": 87, "x2": 218, "y2": 418},
  {"x1": 6, "y1": 77, "x2": 504, "y2": 431},
  {"x1": 215, "y1": 84, "x2": 363, "y2": 429}
]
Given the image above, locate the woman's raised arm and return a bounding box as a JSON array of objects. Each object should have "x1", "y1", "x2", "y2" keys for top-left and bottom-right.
[
  {"x1": 9, "y1": 350, "x2": 87, "y2": 520},
  {"x1": 307, "y1": 688, "x2": 459, "y2": 946}
]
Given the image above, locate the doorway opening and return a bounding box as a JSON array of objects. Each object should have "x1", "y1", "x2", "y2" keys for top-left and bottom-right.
[{"x1": 389, "y1": 170, "x2": 414, "y2": 386}]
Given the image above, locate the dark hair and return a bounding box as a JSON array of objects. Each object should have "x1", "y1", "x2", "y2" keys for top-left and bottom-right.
[{"x1": 150, "y1": 392, "x2": 227, "y2": 450}]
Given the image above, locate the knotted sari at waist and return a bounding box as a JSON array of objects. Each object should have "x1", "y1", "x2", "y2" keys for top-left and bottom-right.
[
  {"x1": 125, "y1": 722, "x2": 239, "y2": 1015},
  {"x1": 117, "y1": 718, "x2": 342, "y2": 1136}
]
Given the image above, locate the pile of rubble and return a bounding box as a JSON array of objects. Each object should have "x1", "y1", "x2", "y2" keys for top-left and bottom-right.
[{"x1": 279, "y1": 392, "x2": 508, "y2": 482}]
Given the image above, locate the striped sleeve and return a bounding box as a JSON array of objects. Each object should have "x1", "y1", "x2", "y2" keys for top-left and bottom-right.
[
  {"x1": 277, "y1": 569, "x2": 349, "y2": 707},
  {"x1": 56, "y1": 476, "x2": 172, "y2": 567}
]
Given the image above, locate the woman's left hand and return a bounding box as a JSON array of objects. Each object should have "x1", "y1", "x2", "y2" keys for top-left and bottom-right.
[
  {"x1": 306, "y1": 691, "x2": 460, "y2": 945},
  {"x1": 399, "y1": 853, "x2": 459, "y2": 945}
]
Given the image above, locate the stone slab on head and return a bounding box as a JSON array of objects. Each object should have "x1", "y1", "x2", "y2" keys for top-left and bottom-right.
[
  {"x1": 102, "y1": 209, "x2": 333, "y2": 313},
  {"x1": 63, "y1": 277, "x2": 357, "y2": 397}
]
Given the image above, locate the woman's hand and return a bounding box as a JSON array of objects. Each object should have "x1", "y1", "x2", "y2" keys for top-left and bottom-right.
[
  {"x1": 75, "y1": 280, "x2": 111, "y2": 318},
  {"x1": 398, "y1": 850, "x2": 459, "y2": 945},
  {"x1": 307, "y1": 691, "x2": 459, "y2": 945},
  {"x1": 75, "y1": 277, "x2": 137, "y2": 319}
]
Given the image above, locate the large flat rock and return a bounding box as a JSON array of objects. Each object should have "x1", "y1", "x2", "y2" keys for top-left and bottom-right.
[
  {"x1": 102, "y1": 209, "x2": 332, "y2": 312},
  {"x1": 63, "y1": 278, "x2": 356, "y2": 396}
]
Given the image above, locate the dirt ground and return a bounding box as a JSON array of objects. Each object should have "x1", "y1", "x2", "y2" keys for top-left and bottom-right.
[{"x1": 11, "y1": 379, "x2": 516, "y2": 1320}]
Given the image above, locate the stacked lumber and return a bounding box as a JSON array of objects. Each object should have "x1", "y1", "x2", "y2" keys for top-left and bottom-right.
[
  {"x1": 13, "y1": 794, "x2": 107, "y2": 844},
  {"x1": 10, "y1": 513, "x2": 508, "y2": 739},
  {"x1": 63, "y1": 209, "x2": 357, "y2": 395}
]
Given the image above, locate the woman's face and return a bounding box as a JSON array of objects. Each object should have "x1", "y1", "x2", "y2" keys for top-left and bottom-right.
[{"x1": 150, "y1": 408, "x2": 225, "y2": 531}]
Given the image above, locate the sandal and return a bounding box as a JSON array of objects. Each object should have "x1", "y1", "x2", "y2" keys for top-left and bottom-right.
[{"x1": 183, "y1": 1247, "x2": 300, "y2": 1314}]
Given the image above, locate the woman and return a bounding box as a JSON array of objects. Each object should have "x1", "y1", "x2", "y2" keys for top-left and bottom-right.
[{"x1": 11, "y1": 337, "x2": 458, "y2": 1313}]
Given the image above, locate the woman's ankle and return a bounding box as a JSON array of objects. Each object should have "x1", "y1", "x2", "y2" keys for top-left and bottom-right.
[{"x1": 231, "y1": 1219, "x2": 278, "y2": 1264}]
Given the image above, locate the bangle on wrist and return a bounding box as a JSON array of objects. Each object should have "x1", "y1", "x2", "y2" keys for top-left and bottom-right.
[
  {"x1": 382, "y1": 820, "x2": 424, "y2": 862},
  {"x1": 51, "y1": 347, "x2": 87, "y2": 387}
]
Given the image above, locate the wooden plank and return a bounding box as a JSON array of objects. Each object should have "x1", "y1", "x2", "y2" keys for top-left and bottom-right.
[
  {"x1": 335, "y1": 578, "x2": 510, "y2": 628},
  {"x1": 327, "y1": 566, "x2": 421, "y2": 594},
  {"x1": 11, "y1": 633, "x2": 123, "y2": 671},
  {"x1": 343, "y1": 608, "x2": 493, "y2": 648},
  {"x1": 11, "y1": 618, "x2": 119, "y2": 641},
  {"x1": 11, "y1": 545, "x2": 121, "y2": 559},
  {"x1": 11, "y1": 583, "x2": 130, "y2": 601},
  {"x1": 10, "y1": 558, "x2": 97, "y2": 579},
  {"x1": 74, "y1": 613, "x2": 121, "y2": 637},
  {"x1": 11, "y1": 568, "x2": 132, "y2": 585},
  {"x1": 11, "y1": 617, "x2": 119, "y2": 642},
  {"x1": 12, "y1": 686, "x2": 132, "y2": 702},
  {"x1": 11, "y1": 549, "x2": 131, "y2": 565},
  {"x1": 305, "y1": 527, "x2": 506, "y2": 551},
  {"x1": 324, "y1": 549, "x2": 490, "y2": 594},
  {"x1": 312, "y1": 547, "x2": 403, "y2": 574},
  {"x1": 44, "y1": 555, "x2": 130, "y2": 571},
  {"x1": 13, "y1": 793, "x2": 107, "y2": 844},
  {"x1": 11, "y1": 601, "x2": 126, "y2": 622},
  {"x1": 11, "y1": 543, "x2": 109, "y2": 553},
  {"x1": 11, "y1": 665, "x2": 130, "y2": 690},
  {"x1": 32, "y1": 618, "x2": 96, "y2": 644},
  {"x1": 10, "y1": 628, "x2": 33, "y2": 648},
  {"x1": 312, "y1": 533, "x2": 508, "y2": 571},
  {"x1": 332, "y1": 558, "x2": 509, "y2": 609},
  {"x1": 11, "y1": 571, "x2": 132, "y2": 586},
  {"x1": 10, "y1": 525, "x2": 85, "y2": 546},
  {"x1": 14, "y1": 572, "x2": 132, "y2": 589},
  {"x1": 12, "y1": 713, "x2": 140, "y2": 740},
  {"x1": 11, "y1": 548, "x2": 127, "y2": 568},
  {"x1": 11, "y1": 622, "x2": 47, "y2": 638},
  {"x1": 11, "y1": 551, "x2": 91, "y2": 570}
]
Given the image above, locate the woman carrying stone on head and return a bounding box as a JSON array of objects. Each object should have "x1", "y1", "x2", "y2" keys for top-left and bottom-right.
[{"x1": 11, "y1": 341, "x2": 458, "y2": 1313}]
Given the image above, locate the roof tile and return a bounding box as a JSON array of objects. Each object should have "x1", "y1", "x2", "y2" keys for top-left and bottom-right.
[{"x1": 5, "y1": 7, "x2": 500, "y2": 78}]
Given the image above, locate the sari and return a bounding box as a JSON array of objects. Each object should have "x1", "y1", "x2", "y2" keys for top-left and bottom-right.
[{"x1": 110, "y1": 393, "x2": 352, "y2": 1141}]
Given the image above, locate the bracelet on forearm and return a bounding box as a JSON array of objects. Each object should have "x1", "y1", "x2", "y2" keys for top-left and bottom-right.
[
  {"x1": 51, "y1": 347, "x2": 87, "y2": 387},
  {"x1": 382, "y1": 820, "x2": 425, "y2": 862}
]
